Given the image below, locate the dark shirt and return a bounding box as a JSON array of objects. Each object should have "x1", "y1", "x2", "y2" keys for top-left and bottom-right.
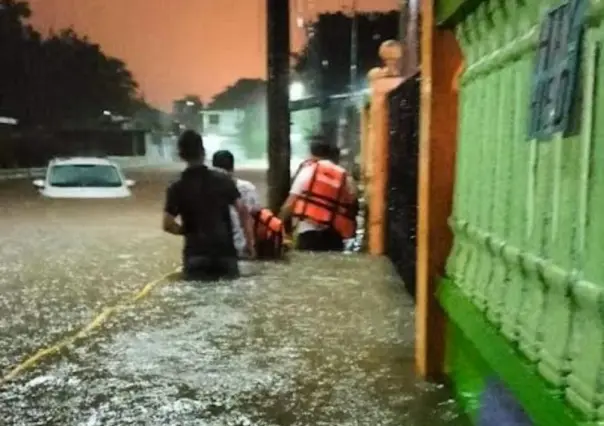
[{"x1": 164, "y1": 165, "x2": 240, "y2": 259}]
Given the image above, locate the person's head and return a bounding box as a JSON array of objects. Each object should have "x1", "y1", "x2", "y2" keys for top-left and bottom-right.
[
  {"x1": 212, "y1": 150, "x2": 235, "y2": 174},
  {"x1": 309, "y1": 135, "x2": 332, "y2": 160},
  {"x1": 309, "y1": 134, "x2": 340, "y2": 163},
  {"x1": 178, "y1": 130, "x2": 205, "y2": 163}
]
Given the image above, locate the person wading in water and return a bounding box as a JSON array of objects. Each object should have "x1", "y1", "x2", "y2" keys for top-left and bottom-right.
[
  {"x1": 162, "y1": 130, "x2": 255, "y2": 280},
  {"x1": 279, "y1": 136, "x2": 358, "y2": 252},
  {"x1": 211, "y1": 149, "x2": 260, "y2": 258}
]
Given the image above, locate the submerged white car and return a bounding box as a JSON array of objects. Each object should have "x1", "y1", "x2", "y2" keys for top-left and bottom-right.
[{"x1": 33, "y1": 157, "x2": 135, "y2": 199}]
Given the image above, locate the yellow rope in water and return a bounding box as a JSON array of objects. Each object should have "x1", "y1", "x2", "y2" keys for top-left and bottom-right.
[{"x1": 0, "y1": 268, "x2": 182, "y2": 385}]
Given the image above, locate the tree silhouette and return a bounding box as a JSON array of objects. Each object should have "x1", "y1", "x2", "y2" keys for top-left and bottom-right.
[
  {"x1": 208, "y1": 78, "x2": 266, "y2": 110},
  {"x1": 0, "y1": 0, "x2": 141, "y2": 128},
  {"x1": 0, "y1": 0, "x2": 41, "y2": 122},
  {"x1": 294, "y1": 11, "x2": 399, "y2": 97}
]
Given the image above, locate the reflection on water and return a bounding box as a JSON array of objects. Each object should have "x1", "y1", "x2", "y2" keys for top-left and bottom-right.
[{"x1": 0, "y1": 254, "x2": 468, "y2": 425}]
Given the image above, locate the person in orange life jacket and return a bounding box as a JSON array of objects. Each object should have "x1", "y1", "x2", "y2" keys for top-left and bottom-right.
[
  {"x1": 162, "y1": 131, "x2": 255, "y2": 281},
  {"x1": 212, "y1": 150, "x2": 286, "y2": 259},
  {"x1": 252, "y1": 207, "x2": 287, "y2": 259},
  {"x1": 279, "y1": 136, "x2": 357, "y2": 252}
]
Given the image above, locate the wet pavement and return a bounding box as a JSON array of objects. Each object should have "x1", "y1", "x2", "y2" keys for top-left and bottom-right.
[{"x1": 0, "y1": 168, "x2": 468, "y2": 425}]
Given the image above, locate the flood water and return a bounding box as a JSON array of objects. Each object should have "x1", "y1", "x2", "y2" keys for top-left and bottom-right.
[
  {"x1": 0, "y1": 254, "x2": 467, "y2": 425},
  {"x1": 0, "y1": 170, "x2": 468, "y2": 425}
]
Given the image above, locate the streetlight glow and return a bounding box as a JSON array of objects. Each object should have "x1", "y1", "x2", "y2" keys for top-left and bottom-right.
[{"x1": 289, "y1": 81, "x2": 305, "y2": 101}]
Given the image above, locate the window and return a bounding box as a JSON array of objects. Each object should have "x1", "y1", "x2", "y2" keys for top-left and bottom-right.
[
  {"x1": 49, "y1": 164, "x2": 123, "y2": 188},
  {"x1": 209, "y1": 114, "x2": 220, "y2": 125}
]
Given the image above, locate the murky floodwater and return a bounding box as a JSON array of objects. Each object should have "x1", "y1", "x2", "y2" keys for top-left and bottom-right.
[
  {"x1": 1, "y1": 255, "x2": 467, "y2": 425},
  {"x1": 0, "y1": 170, "x2": 188, "y2": 371},
  {"x1": 0, "y1": 170, "x2": 468, "y2": 425}
]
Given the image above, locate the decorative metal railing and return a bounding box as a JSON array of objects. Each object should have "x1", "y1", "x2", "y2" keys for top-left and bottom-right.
[{"x1": 445, "y1": 0, "x2": 604, "y2": 419}]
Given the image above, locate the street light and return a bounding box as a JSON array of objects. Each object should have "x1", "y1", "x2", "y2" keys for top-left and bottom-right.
[
  {"x1": 103, "y1": 110, "x2": 111, "y2": 116},
  {"x1": 186, "y1": 100, "x2": 194, "y2": 107},
  {"x1": 289, "y1": 81, "x2": 305, "y2": 101}
]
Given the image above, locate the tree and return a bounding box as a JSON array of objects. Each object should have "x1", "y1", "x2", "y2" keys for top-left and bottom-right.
[
  {"x1": 209, "y1": 78, "x2": 266, "y2": 110},
  {"x1": 291, "y1": 11, "x2": 399, "y2": 147},
  {"x1": 294, "y1": 11, "x2": 399, "y2": 98},
  {"x1": 0, "y1": 0, "x2": 142, "y2": 129},
  {"x1": 40, "y1": 29, "x2": 139, "y2": 126},
  {"x1": 0, "y1": 0, "x2": 42, "y2": 122}
]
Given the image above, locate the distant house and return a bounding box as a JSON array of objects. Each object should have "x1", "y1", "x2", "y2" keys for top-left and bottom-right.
[
  {"x1": 204, "y1": 79, "x2": 268, "y2": 158},
  {"x1": 205, "y1": 79, "x2": 266, "y2": 138},
  {"x1": 201, "y1": 109, "x2": 245, "y2": 137},
  {"x1": 205, "y1": 78, "x2": 318, "y2": 159}
]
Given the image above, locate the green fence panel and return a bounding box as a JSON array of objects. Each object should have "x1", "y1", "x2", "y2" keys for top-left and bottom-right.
[
  {"x1": 443, "y1": 0, "x2": 604, "y2": 422},
  {"x1": 483, "y1": 2, "x2": 514, "y2": 326},
  {"x1": 565, "y1": 10, "x2": 604, "y2": 418},
  {"x1": 446, "y1": 15, "x2": 481, "y2": 298},
  {"x1": 500, "y1": 3, "x2": 538, "y2": 344}
]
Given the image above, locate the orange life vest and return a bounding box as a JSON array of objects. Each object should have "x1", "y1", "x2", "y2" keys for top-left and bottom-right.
[
  {"x1": 292, "y1": 161, "x2": 357, "y2": 239},
  {"x1": 252, "y1": 208, "x2": 286, "y2": 259}
]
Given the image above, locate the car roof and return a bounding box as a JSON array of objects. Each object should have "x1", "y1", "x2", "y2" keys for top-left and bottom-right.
[{"x1": 49, "y1": 157, "x2": 117, "y2": 167}]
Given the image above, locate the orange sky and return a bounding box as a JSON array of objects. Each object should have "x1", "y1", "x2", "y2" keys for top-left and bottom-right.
[{"x1": 28, "y1": 0, "x2": 397, "y2": 110}]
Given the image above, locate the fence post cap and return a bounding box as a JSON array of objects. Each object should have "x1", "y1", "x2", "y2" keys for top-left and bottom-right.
[{"x1": 378, "y1": 40, "x2": 403, "y2": 77}]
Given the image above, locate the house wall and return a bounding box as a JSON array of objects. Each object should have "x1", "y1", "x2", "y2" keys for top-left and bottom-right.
[{"x1": 202, "y1": 109, "x2": 245, "y2": 137}]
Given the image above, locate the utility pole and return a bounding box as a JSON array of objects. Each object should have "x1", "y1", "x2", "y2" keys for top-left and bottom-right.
[
  {"x1": 266, "y1": 0, "x2": 291, "y2": 213},
  {"x1": 400, "y1": 0, "x2": 420, "y2": 77},
  {"x1": 406, "y1": 0, "x2": 420, "y2": 77}
]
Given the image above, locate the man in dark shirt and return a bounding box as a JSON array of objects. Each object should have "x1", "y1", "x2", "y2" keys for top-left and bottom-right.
[{"x1": 162, "y1": 130, "x2": 255, "y2": 281}]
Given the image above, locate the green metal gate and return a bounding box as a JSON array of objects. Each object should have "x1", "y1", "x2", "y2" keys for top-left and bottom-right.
[{"x1": 438, "y1": 0, "x2": 604, "y2": 423}]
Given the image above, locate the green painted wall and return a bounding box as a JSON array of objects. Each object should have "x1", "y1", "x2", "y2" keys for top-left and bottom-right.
[{"x1": 441, "y1": 0, "x2": 604, "y2": 423}]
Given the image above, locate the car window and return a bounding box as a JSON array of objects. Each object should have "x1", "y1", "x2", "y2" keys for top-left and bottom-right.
[{"x1": 49, "y1": 164, "x2": 123, "y2": 188}]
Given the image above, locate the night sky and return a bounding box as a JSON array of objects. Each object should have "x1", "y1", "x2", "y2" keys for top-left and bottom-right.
[{"x1": 28, "y1": 0, "x2": 397, "y2": 109}]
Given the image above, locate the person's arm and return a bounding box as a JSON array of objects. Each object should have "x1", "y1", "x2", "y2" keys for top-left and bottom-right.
[
  {"x1": 279, "y1": 165, "x2": 311, "y2": 220},
  {"x1": 163, "y1": 214, "x2": 183, "y2": 235},
  {"x1": 162, "y1": 185, "x2": 183, "y2": 235},
  {"x1": 240, "y1": 181, "x2": 261, "y2": 214},
  {"x1": 346, "y1": 174, "x2": 358, "y2": 197},
  {"x1": 227, "y1": 179, "x2": 255, "y2": 258},
  {"x1": 278, "y1": 195, "x2": 297, "y2": 221},
  {"x1": 243, "y1": 184, "x2": 261, "y2": 253},
  {"x1": 248, "y1": 184, "x2": 262, "y2": 213},
  {"x1": 235, "y1": 199, "x2": 256, "y2": 258}
]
